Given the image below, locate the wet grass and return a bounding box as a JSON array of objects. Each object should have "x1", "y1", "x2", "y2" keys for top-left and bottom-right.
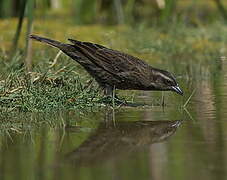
[{"x1": 0, "y1": 62, "x2": 106, "y2": 112}]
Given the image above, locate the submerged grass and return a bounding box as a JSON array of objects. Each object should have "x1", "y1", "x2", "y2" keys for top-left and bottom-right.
[{"x1": 0, "y1": 109, "x2": 100, "y2": 136}]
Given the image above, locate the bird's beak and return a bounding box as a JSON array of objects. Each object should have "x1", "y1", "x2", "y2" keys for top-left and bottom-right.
[{"x1": 171, "y1": 85, "x2": 183, "y2": 95}]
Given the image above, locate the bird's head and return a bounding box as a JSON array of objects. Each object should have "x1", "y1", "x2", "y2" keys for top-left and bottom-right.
[{"x1": 150, "y1": 68, "x2": 183, "y2": 95}]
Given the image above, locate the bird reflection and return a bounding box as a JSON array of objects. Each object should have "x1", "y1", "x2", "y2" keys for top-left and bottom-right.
[{"x1": 65, "y1": 110, "x2": 181, "y2": 166}]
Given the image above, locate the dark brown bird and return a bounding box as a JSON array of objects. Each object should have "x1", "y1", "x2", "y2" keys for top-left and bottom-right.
[{"x1": 30, "y1": 35, "x2": 183, "y2": 96}]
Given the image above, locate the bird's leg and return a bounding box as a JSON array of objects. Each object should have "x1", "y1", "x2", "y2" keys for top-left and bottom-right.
[
  {"x1": 104, "y1": 85, "x2": 113, "y2": 97},
  {"x1": 104, "y1": 85, "x2": 118, "y2": 99},
  {"x1": 103, "y1": 85, "x2": 126, "y2": 105}
]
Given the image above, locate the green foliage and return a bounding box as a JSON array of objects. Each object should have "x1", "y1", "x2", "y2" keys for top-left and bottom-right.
[
  {"x1": 0, "y1": 65, "x2": 104, "y2": 112},
  {"x1": 73, "y1": 0, "x2": 97, "y2": 24},
  {"x1": 1, "y1": 0, "x2": 227, "y2": 24},
  {"x1": 159, "y1": 0, "x2": 177, "y2": 24},
  {"x1": 0, "y1": 0, "x2": 12, "y2": 17}
]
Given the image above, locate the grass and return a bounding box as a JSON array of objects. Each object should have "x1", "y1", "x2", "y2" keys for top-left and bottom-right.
[
  {"x1": 0, "y1": 64, "x2": 106, "y2": 112},
  {"x1": 183, "y1": 88, "x2": 196, "y2": 108}
]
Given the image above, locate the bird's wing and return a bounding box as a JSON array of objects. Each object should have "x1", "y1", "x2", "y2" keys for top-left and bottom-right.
[{"x1": 68, "y1": 39, "x2": 150, "y2": 77}]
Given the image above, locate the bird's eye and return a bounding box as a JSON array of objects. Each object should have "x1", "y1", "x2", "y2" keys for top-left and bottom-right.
[{"x1": 165, "y1": 79, "x2": 172, "y2": 85}]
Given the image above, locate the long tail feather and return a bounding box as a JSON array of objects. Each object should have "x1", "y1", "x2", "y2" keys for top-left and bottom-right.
[{"x1": 30, "y1": 34, "x2": 67, "y2": 50}]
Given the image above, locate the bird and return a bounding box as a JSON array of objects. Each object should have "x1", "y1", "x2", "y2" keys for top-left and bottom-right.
[{"x1": 30, "y1": 34, "x2": 183, "y2": 96}]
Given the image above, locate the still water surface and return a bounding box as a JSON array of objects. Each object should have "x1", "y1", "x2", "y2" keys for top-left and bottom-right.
[{"x1": 1, "y1": 61, "x2": 227, "y2": 180}]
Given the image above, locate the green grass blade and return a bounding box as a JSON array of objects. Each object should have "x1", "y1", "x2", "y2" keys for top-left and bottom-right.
[{"x1": 183, "y1": 88, "x2": 196, "y2": 108}]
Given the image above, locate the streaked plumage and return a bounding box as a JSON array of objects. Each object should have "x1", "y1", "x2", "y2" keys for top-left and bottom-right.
[{"x1": 30, "y1": 35, "x2": 183, "y2": 96}]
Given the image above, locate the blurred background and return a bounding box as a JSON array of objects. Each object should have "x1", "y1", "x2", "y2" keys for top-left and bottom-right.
[
  {"x1": 1, "y1": 0, "x2": 227, "y2": 51},
  {"x1": 1, "y1": 0, "x2": 227, "y2": 24}
]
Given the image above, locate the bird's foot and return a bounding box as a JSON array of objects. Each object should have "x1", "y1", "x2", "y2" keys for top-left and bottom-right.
[{"x1": 98, "y1": 95, "x2": 127, "y2": 106}]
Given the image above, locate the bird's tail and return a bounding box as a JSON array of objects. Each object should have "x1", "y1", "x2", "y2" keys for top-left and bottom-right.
[{"x1": 29, "y1": 34, "x2": 69, "y2": 51}]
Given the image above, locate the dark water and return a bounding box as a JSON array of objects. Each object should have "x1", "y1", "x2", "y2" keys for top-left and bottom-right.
[{"x1": 1, "y1": 61, "x2": 227, "y2": 180}]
